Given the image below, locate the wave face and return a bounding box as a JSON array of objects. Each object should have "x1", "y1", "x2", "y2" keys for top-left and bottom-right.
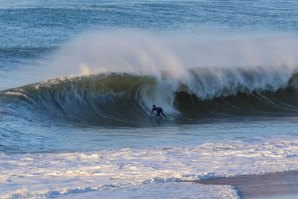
[
  {"x1": 2, "y1": 74, "x2": 155, "y2": 126},
  {"x1": 2, "y1": 66, "x2": 298, "y2": 126}
]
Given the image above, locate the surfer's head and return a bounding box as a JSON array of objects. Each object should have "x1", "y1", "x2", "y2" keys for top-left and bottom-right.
[{"x1": 152, "y1": 105, "x2": 156, "y2": 108}]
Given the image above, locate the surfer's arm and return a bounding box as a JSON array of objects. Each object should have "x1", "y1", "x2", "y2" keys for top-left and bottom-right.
[{"x1": 151, "y1": 108, "x2": 156, "y2": 116}]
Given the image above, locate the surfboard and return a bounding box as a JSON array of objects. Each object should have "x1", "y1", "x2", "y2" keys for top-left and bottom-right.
[
  {"x1": 150, "y1": 116, "x2": 175, "y2": 123},
  {"x1": 166, "y1": 116, "x2": 175, "y2": 121}
]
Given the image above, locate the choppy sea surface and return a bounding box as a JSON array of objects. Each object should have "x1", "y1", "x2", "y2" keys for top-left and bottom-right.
[{"x1": 1, "y1": 1, "x2": 298, "y2": 198}]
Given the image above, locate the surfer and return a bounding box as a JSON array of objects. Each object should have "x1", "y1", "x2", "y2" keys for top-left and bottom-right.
[{"x1": 151, "y1": 105, "x2": 167, "y2": 119}]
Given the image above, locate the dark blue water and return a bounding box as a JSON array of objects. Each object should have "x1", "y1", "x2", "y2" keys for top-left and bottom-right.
[
  {"x1": 1, "y1": 0, "x2": 298, "y2": 150},
  {"x1": 1, "y1": 0, "x2": 298, "y2": 68},
  {"x1": 1, "y1": 1, "x2": 298, "y2": 198}
]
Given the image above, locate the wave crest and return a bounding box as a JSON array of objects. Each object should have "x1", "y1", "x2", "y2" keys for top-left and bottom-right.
[{"x1": 2, "y1": 67, "x2": 298, "y2": 125}]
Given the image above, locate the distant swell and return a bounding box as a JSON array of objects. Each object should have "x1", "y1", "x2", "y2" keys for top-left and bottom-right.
[{"x1": 2, "y1": 66, "x2": 298, "y2": 126}]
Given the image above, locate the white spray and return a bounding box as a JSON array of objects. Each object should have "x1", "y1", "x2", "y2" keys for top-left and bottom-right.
[{"x1": 4, "y1": 29, "x2": 298, "y2": 112}]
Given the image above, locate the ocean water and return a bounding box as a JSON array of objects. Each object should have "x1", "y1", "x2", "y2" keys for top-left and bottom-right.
[{"x1": 1, "y1": 0, "x2": 298, "y2": 198}]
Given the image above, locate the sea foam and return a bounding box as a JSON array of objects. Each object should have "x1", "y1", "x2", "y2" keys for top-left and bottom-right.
[{"x1": 1, "y1": 138, "x2": 298, "y2": 198}]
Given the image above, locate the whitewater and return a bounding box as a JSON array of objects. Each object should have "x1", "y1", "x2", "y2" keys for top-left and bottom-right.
[{"x1": 1, "y1": 0, "x2": 298, "y2": 198}]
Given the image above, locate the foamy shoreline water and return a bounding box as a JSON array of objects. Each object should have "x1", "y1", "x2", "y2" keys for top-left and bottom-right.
[{"x1": 1, "y1": 138, "x2": 298, "y2": 198}]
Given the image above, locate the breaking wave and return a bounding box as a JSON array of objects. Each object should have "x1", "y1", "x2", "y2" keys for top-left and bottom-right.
[{"x1": 2, "y1": 65, "x2": 298, "y2": 126}]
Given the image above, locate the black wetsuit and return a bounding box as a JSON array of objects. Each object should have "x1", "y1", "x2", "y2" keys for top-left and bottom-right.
[{"x1": 151, "y1": 107, "x2": 166, "y2": 118}]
